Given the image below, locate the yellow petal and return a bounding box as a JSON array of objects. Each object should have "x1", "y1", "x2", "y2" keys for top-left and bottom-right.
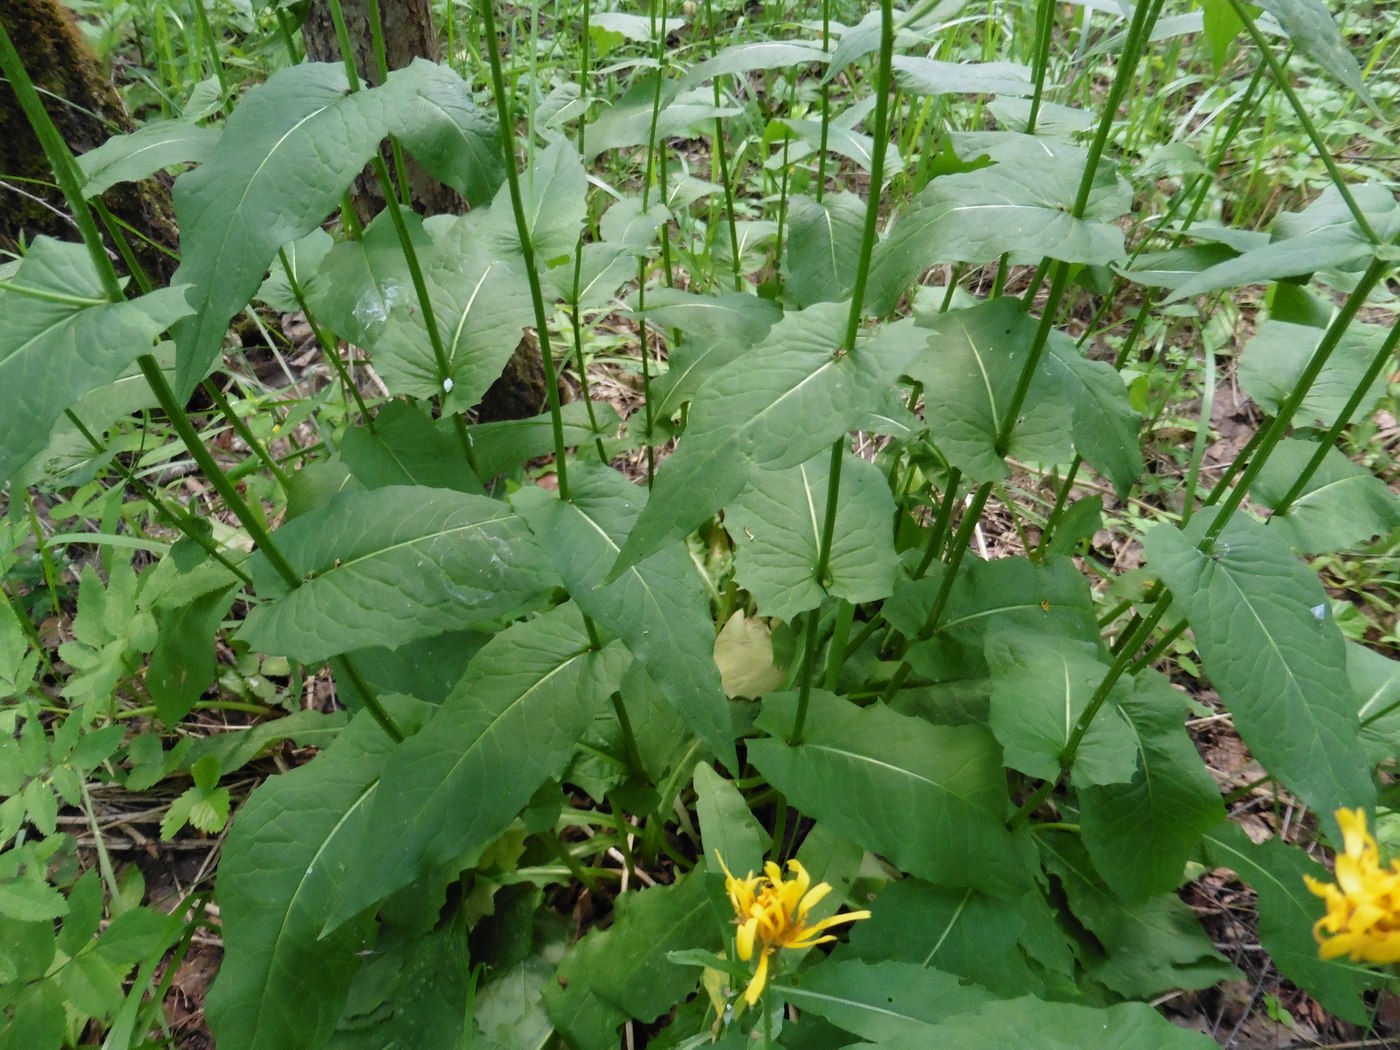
[{"x1": 743, "y1": 949, "x2": 771, "y2": 1007}]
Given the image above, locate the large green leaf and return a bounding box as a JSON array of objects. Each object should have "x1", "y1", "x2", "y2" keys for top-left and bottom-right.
[
  {"x1": 612, "y1": 303, "x2": 923, "y2": 573},
  {"x1": 906, "y1": 299, "x2": 1073, "y2": 483},
  {"x1": 323, "y1": 604, "x2": 629, "y2": 932},
  {"x1": 544, "y1": 866, "x2": 717, "y2": 1050},
  {"x1": 866, "y1": 136, "x2": 1129, "y2": 315},
  {"x1": 781, "y1": 192, "x2": 866, "y2": 309},
  {"x1": 855, "y1": 995, "x2": 1217, "y2": 1049},
  {"x1": 891, "y1": 56, "x2": 1032, "y2": 97},
  {"x1": 1353, "y1": 642, "x2": 1400, "y2": 764},
  {"x1": 984, "y1": 630, "x2": 1137, "y2": 786},
  {"x1": 1202, "y1": 823, "x2": 1378, "y2": 1024},
  {"x1": 1143, "y1": 510, "x2": 1374, "y2": 826},
  {"x1": 584, "y1": 75, "x2": 740, "y2": 158},
  {"x1": 368, "y1": 214, "x2": 535, "y2": 408},
  {"x1": 640, "y1": 289, "x2": 782, "y2": 434},
  {"x1": 482, "y1": 139, "x2": 587, "y2": 265},
  {"x1": 238, "y1": 487, "x2": 556, "y2": 663},
  {"x1": 0, "y1": 238, "x2": 192, "y2": 483},
  {"x1": 1165, "y1": 184, "x2": 1400, "y2": 301},
  {"x1": 1237, "y1": 319, "x2": 1391, "y2": 428},
  {"x1": 683, "y1": 41, "x2": 828, "y2": 84},
  {"x1": 307, "y1": 206, "x2": 424, "y2": 349},
  {"x1": 170, "y1": 63, "x2": 394, "y2": 394},
  {"x1": 341, "y1": 401, "x2": 484, "y2": 495},
  {"x1": 205, "y1": 702, "x2": 421, "y2": 1050},
  {"x1": 726, "y1": 450, "x2": 899, "y2": 623},
  {"x1": 1079, "y1": 671, "x2": 1226, "y2": 902},
  {"x1": 843, "y1": 879, "x2": 1071, "y2": 998},
  {"x1": 1039, "y1": 831, "x2": 1238, "y2": 998},
  {"x1": 694, "y1": 761, "x2": 767, "y2": 924},
  {"x1": 467, "y1": 400, "x2": 624, "y2": 478},
  {"x1": 1043, "y1": 329, "x2": 1142, "y2": 497},
  {"x1": 78, "y1": 118, "x2": 219, "y2": 197},
  {"x1": 780, "y1": 958, "x2": 993, "y2": 1042},
  {"x1": 1256, "y1": 0, "x2": 1375, "y2": 109},
  {"x1": 512, "y1": 463, "x2": 736, "y2": 770},
  {"x1": 1254, "y1": 438, "x2": 1400, "y2": 554},
  {"x1": 749, "y1": 691, "x2": 1031, "y2": 896},
  {"x1": 388, "y1": 58, "x2": 504, "y2": 206},
  {"x1": 171, "y1": 61, "x2": 507, "y2": 395}
]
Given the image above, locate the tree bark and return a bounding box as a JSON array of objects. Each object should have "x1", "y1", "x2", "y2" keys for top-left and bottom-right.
[{"x1": 0, "y1": 0, "x2": 178, "y2": 282}]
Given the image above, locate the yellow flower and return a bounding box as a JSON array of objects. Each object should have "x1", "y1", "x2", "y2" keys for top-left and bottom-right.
[
  {"x1": 1304, "y1": 808, "x2": 1400, "y2": 964},
  {"x1": 717, "y1": 852, "x2": 871, "y2": 1006}
]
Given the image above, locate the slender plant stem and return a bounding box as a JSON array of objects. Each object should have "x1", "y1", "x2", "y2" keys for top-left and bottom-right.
[
  {"x1": 480, "y1": 0, "x2": 572, "y2": 498},
  {"x1": 1270, "y1": 319, "x2": 1400, "y2": 515},
  {"x1": 1202, "y1": 256, "x2": 1391, "y2": 543},
  {"x1": 788, "y1": 0, "x2": 896, "y2": 744},
  {"x1": 1224, "y1": 0, "x2": 1380, "y2": 244}
]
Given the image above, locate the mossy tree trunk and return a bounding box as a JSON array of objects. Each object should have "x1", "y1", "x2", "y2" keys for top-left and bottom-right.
[{"x1": 0, "y1": 0, "x2": 177, "y2": 282}]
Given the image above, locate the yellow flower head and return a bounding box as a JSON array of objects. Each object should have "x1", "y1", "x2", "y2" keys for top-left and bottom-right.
[
  {"x1": 1304, "y1": 808, "x2": 1400, "y2": 964},
  {"x1": 716, "y1": 852, "x2": 871, "y2": 1006}
]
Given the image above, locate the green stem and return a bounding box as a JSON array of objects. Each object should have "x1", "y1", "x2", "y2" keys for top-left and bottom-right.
[
  {"x1": 1202, "y1": 256, "x2": 1391, "y2": 544},
  {"x1": 1225, "y1": 0, "x2": 1380, "y2": 244},
  {"x1": 1270, "y1": 318, "x2": 1400, "y2": 516},
  {"x1": 480, "y1": 0, "x2": 572, "y2": 498}
]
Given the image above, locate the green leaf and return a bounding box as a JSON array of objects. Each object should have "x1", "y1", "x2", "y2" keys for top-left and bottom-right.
[
  {"x1": 0, "y1": 238, "x2": 192, "y2": 483},
  {"x1": 1043, "y1": 329, "x2": 1142, "y2": 497},
  {"x1": 1353, "y1": 643, "x2": 1400, "y2": 765},
  {"x1": 147, "y1": 581, "x2": 239, "y2": 725},
  {"x1": 1254, "y1": 438, "x2": 1400, "y2": 554},
  {"x1": 1255, "y1": 0, "x2": 1376, "y2": 110},
  {"x1": 255, "y1": 228, "x2": 333, "y2": 312},
  {"x1": 169, "y1": 63, "x2": 395, "y2": 395},
  {"x1": 906, "y1": 299, "x2": 1073, "y2": 484},
  {"x1": 1237, "y1": 320, "x2": 1391, "y2": 428},
  {"x1": 1166, "y1": 184, "x2": 1400, "y2": 301},
  {"x1": 545, "y1": 866, "x2": 717, "y2": 1050},
  {"x1": 307, "y1": 206, "x2": 424, "y2": 349},
  {"x1": 892, "y1": 57, "x2": 1032, "y2": 97},
  {"x1": 1039, "y1": 831, "x2": 1238, "y2": 998},
  {"x1": 984, "y1": 631, "x2": 1137, "y2": 786},
  {"x1": 341, "y1": 401, "x2": 485, "y2": 495},
  {"x1": 683, "y1": 41, "x2": 828, "y2": 84},
  {"x1": 584, "y1": 74, "x2": 739, "y2": 158},
  {"x1": 467, "y1": 399, "x2": 624, "y2": 478},
  {"x1": 779, "y1": 958, "x2": 994, "y2": 1041},
  {"x1": 844, "y1": 879, "x2": 1069, "y2": 998},
  {"x1": 782, "y1": 192, "x2": 866, "y2": 309},
  {"x1": 204, "y1": 704, "x2": 414, "y2": 1050},
  {"x1": 1080, "y1": 671, "x2": 1226, "y2": 902},
  {"x1": 324, "y1": 604, "x2": 630, "y2": 932},
  {"x1": 512, "y1": 463, "x2": 736, "y2": 770},
  {"x1": 857, "y1": 995, "x2": 1218, "y2": 1049},
  {"x1": 239, "y1": 487, "x2": 556, "y2": 663},
  {"x1": 1202, "y1": 822, "x2": 1378, "y2": 1024},
  {"x1": 694, "y1": 761, "x2": 767, "y2": 924},
  {"x1": 727, "y1": 450, "x2": 898, "y2": 623},
  {"x1": 749, "y1": 691, "x2": 1031, "y2": 896},
  {"x1": 482, "y1": 139, "x2": 587, "y2": 266},
  {"x1": 1143, "y1": 510, "x2": 1374, "y2": 822},
  {"x1": 78, "y1": 118, "x2": 219, "y2": 197},
  {"x1": 389, "y1": 58, "x2": 504, "y2": 207},
  {"x1": 867, "y1": 137, "x2": 1129, "y2": 314},
  {"x1": 367, "y1": 215, "x2": 535, "y2": 409},
  {"x1": 612, "y1": 303, "x2": 922, "y2": 573}
]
